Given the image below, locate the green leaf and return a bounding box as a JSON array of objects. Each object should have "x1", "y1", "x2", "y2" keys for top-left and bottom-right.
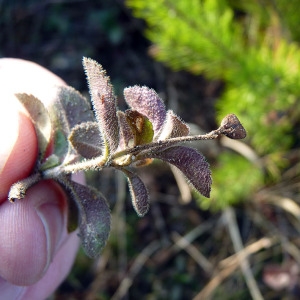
[
  {"x1": 69, "y1": 121, "x2": 103, "y2": 158},
  {"x1": 57, "y1": 176, "x2": 111, "y2": 258},
  {"x1": 125, "y1": 110, "x2": 154, "y2": 145},
  {"x1": 52, "y1": 129, "x2": 69, "y2": 160},
  {"x1": 15, "y1": 93, "x2": 52, "y2": 160},
  {"x1": 40, "y1": 154, "x2": 60, "y2": 171}
]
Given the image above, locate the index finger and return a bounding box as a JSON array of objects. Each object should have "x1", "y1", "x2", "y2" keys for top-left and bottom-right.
[{"x1": 0, "y1": 58, "x2": 66, "y2": 202}]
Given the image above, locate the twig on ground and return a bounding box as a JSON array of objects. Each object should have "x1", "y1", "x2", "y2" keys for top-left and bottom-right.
[
  {"x1": 194, "y1": 236, "x2": 276, "y2": 300},
  {"x1": 111, "y1": 241, "x2": 161, "y2": 300},
  {"x1": 171, "y1": 231, "x2": 213, "y2": 274},
  {"x1": 224, "y1": 207, "x2": 264, "y2": 300}
]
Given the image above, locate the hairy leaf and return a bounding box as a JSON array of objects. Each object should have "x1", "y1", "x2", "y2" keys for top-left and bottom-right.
[
  {"x1": 117, "y1": 111, "x2": 134, "y2": 149},
  {"x1": 123, "y1": 170, "x2": 149, "y2": 217},
  {"x1": 66, "y1": 190, "x2": 79, "y2": 233},
  {"x1": 57, "y1": 175, "x2": 79, "y2": 233},
  {"x1": 125, "y1": 110, "x2": 154, "y2": 146},
  {"x1": 69, "y1": 121, "x2": 103, "y2": 158},
  {"x1": 150, "y1": 146, "x2": 212, "y2": 198},
  {"x1": 82, "y1": 57, "x2": 119, "y2": 153},
  {"x1": 50, "y1": 86, "x2": 94, "y2": 136},
  {"x1": 48, "y1": 86, "x2": 95, "y2": 160},
  {"x1": 15, "y1": 93, "x2": 52, "y2": 160},
  {"x1": 157, "y1": 110, "x2": 190, "y2": 140},
  {"x1": 124, "y1": 86, "x2": 166, "y2": 137},
  {"x1": 57, "y1": 176, "x2": 111, "y2": 258}
]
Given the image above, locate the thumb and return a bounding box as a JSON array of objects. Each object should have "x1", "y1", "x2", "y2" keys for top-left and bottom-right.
[
  {"x1": 0, "y1": 180, "x2": 69, "y2": 285},
  {"x1": 0, "y1": 97, "x2": 38, "y2": 202}
]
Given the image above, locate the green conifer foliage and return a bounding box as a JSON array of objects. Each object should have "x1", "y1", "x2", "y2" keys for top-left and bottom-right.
[{"x1": 127, "y1": 0, "x2": 300, "y2": 209}]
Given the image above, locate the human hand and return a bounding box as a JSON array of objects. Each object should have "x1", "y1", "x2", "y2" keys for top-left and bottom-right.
[{"x1": 0, "y1": 58, "x2": 80, "y2": 299}]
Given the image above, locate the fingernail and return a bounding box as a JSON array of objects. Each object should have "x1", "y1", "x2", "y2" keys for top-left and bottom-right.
[
  {"x1": 35, "y1": 202, "x2": 64, "y2": 272},
  {"x1": 0, "y1": 97, "x2": 20, "y2": 175}
]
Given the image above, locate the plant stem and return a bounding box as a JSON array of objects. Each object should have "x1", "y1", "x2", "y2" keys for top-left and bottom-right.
[
  {"x1": 45, "y1": 127, "x2": 224, "y2": 176},
  {"x1": 8, "y1": 172, "x2": 42, "y2": 202},
  {"x1": 42, "y1": 155, "x2": 107, "y2": 179},
  {"x1": 112, "y1": 127, "x2": 223, "y2": 160},
  {"x1": 8, "y1": 125, "x2": 227, "y2": 202}
]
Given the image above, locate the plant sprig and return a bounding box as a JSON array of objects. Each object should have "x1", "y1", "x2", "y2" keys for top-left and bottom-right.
[{"x1": 8, "y1": 57, "x2": 246, "y2": 258}]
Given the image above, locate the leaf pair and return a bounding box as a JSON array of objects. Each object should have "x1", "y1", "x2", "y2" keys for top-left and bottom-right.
[
  {"x1": 9, "y1": 57, "x2": 247, "y2": 258},
  {"x1": 11, "y1": 87, "x2": 111, "y2": 258},
  {"x1": 69, "y1": 58, "x2": 213, "y2": 218}
]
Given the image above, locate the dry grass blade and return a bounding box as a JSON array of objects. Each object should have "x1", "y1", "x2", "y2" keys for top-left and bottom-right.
[
  {"x1": 194, "y1": 236, "x2": 277, "y2": 300},
  {"x1": 110, "y1": 241, "x2": 160, "y2": 300},
  {"x1": 220, "y1": 237, "x2": 277, "y2": 269},
  {"x1": 282, "y1": 240, "x2": 300, "y2": 266},
  {"x1": 171, "y1": 231, "x2": 213, "y2": 274},
  {"x1": 170, "y1": 164, "x2": 192, "y2": 203},
  {"x1": 115, "y1": 172, "x2": 128, "y2": 279},
  {"x1": 224, "y1": 207, "x2": 263, "y2": 300},
  {"x1": 220, "y1": 136, "x2": 260, "y2": 165},
  {"x1": 264, "y1": 195, "x2": 300, "y2": 222},
  {"x1": 151, "y1": 218, "x2": 217, "y2": 266}
]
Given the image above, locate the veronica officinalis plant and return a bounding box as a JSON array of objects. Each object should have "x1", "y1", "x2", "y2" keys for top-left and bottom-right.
[{"x1": 8, "y1": 57, "x2": 246, "y2": 258}]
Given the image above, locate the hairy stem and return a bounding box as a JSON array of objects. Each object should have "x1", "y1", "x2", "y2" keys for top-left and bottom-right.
[
  {"x1": 112, "y1": 127, "x2": 223, "y2": 160},
  {"x1": 42, "y1": 155, "x2": 107, "y2": 179},
  {"x1": 46, "y1": 127, "x2": 224, "y2": 176},
  {"x1": 8, "y1": 124, "x2": 232, "y2": 202},
  {"x1": 8, "y1": 172, "x2": 42, "y2": 202}
]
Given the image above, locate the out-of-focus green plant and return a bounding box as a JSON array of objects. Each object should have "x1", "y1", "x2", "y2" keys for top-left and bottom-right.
[{"x1": 126, "y1": 0, "x2": 300, "y2": 209}]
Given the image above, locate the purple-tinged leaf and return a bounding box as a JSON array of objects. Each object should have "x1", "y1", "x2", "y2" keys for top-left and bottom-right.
[
  {"x1": 15, "y1": 93, "x2": 52, "y2": 160},
  {"x1": 61, "y1": 174, "x2": 79, "y2": 233},
  {"x1": 124, "y1": 86, "x2": 166, "y2": 137},
  {"x1": 69, "y1": 121, "x2": 103, "y2": 158},
  {"x1": 125, "y1": 110, "x2": 154, "y2": 146},
  {"x1": 57, "y1": 176, "x2": 111, "y2": 258},
  {"x1": 48, "y1": 86, "x2": 95, "y2": 160},
  {"x1": 50, "y1": 86, "x2": 95, "y2": 136},
  {"x1": 157, "y1": 110, "x2": 190, "y2": 140},
  {"x1": 150, "y1": 146, "x2": 212, "y2": 198},
  {"x1": 82, "y1": 57, "x2": 119, "y2": 153},
  {"x1": 220, "y1": 114, "x2": 247, "y2": 139},
  {"x1": 123, "y1": 169, "x2": 150, "y2": 217},
  {"x1": 117, "y1": 111, "x2": 134, "y2": 149}
]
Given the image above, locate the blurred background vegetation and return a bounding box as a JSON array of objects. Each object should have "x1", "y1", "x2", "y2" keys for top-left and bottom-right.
[{"x1": 2, "y1": 0, "x2": 300, "y2": 299}]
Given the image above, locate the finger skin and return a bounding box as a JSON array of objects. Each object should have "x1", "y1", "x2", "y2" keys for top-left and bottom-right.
[
  {"x1": 0, "y1": 181, "x2": 70, "y2": 285},
  {"x1": 0, "y1": 230, "x2": 79, "y2": 300},
  {"x1": 0, "y1": 111, "x2": 38, "y2": 202},
  {"x1": 0, "y1": 58, "x2": 80, "y2": 297}
]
